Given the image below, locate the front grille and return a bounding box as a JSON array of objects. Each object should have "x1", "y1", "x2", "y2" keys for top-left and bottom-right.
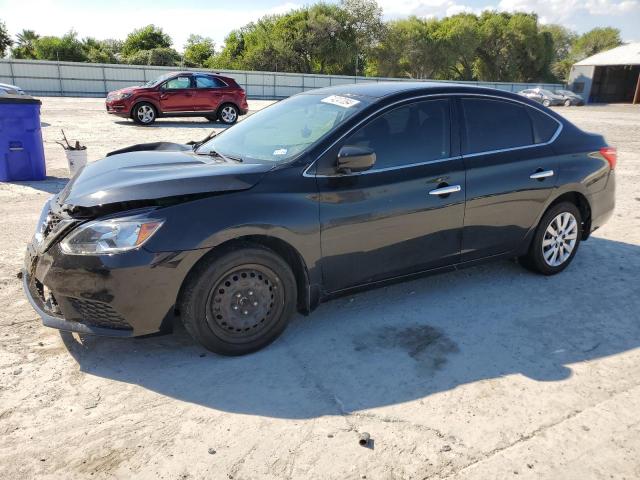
[{"x1": 68, "y1": 298, "x2": 133, "y2": 330}]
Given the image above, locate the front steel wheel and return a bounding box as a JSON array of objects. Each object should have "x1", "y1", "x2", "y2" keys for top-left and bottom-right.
[
  {"x1": 180, "y1": 245, "x2": 297, "y2": 355},
  {"x1": 207, "y1": 265, "x2": 284, "y2": 341},
  {"x1": 520, "y1": 202, "x2": 582, "y2": 275}
]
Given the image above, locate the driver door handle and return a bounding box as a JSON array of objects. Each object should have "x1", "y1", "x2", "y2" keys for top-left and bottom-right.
[
  {"x1": 530, "y1": 170, "x2": 554, "y2": 180},
  {"x1": 429, "y1": 185, "x2": 461, "y2": 196}
]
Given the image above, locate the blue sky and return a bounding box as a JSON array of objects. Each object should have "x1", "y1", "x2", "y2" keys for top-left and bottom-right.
[{"x1": 1, "y1": 0, "x2": 638, "y2": 50}]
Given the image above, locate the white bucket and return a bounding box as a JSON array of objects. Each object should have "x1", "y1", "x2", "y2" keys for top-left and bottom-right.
[{"x1": 65, "y1": 149, "x2": 88, "y2": 176}]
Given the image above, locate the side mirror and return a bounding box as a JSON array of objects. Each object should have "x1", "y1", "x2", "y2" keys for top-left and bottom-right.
[{"x1": 336, "y1": 146, "x2": 376, "y2": 174}]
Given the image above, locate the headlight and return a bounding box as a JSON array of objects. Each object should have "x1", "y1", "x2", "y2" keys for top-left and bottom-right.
[
  {"x1": 109, "y1": 92, "x2": 132, "y2": 101},
  {"x1": 60, "y1": 214, "x2": 164, "y2": 255}
]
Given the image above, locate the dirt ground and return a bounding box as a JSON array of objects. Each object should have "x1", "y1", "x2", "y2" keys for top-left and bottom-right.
[{"x1": 1, "y1": 98, "x2": 640, "y2": 480}]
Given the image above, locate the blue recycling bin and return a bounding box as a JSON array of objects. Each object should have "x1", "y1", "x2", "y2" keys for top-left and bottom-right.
[{"x1": 0, "y1": 94, "x2": 46, "y2": 181}]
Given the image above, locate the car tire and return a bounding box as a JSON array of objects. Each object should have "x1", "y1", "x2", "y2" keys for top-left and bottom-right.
[
  {"x1": 520, "y1": 202, "x2": 582, "y2": 275},
  {"x1": 218, "y1": 103, "x2": 239, "y2": 125},
  {"x1": 132, "y1": 102, "x2": 157, "y2": 125},
  {"x1": 180, "y1": 244, "x2": 297, "y2": 356},
  {"x1": 564, "y1": 99, "x2": 571, "y2": 107},
  {"x1": 542, "y1": 99, "x2": 551, "y2": 107}
]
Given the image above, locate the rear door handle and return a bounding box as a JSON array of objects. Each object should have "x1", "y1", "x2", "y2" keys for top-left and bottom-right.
[
  {"x1": 429, "y1": 185, "x2": 461, "y2": 196},
  {"x1": 530, "y1": 170, "x2": 554, "y2": 180}
]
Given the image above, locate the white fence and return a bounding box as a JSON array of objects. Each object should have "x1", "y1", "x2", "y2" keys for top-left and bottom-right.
[{"x1": 0, "y1": 59, "x2": 563, "y2": 99}]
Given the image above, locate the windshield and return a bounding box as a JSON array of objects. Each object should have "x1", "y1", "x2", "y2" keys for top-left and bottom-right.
[
  {"x1": 539, "y1": 89, "x2": 556, "y2": 96},
  {"x1": 144, "y1": 73, "x2": 174, "y2": 87},
  {"x1": 197, "y1": 93, "x2": 371, "y2": 162},
  {"x1": 558, "y1": 90, "x2": 576, "y2": 95}
]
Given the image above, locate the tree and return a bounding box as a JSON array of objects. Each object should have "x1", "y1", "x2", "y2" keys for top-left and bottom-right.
[
  {"x1": 82, "y1": 37, "x2": 120, "y2": 64},
  {"x1": 183, "y1": 35, "x2": 215, "y2": 67},
  {"x1": 437, "y1": 14, "x2": 481, "y2": 80},
  {"x1": 541, "y1": 24, "x2": 577, "y2": 82},
  {"x1": 211, "y1": 4, "x2": 356, "y2": 75},
  {"x1": 368, "y1": 17, "x2": 445, "y2": 79},
  {"x1": 341, "y1": 0, "x2": 384, "y2": 75},
  {"x1": 572, "y1": 27, "x2": 622, "y2": 60},
  {"x1": 12, "y1": 29, "x2": 39, "y2": 59},
  {"x1": 542, "y1": 25, "x2": 577, "y2": 61},
  {"x1": 0, "y1": 20, "x2": 11, "y2": 57},
  {"x1": 474, "y1": 12, "x2": 553, "y2": 82},
  {"x1": 33, "y1": 31, "x2": 87, "y2": 61},
  {"x1": 121, "y1": 25, "x2": 172, "y2": 57},
  {"x1": 124, "y1": 47, "x2": 180, "y2": 66}
]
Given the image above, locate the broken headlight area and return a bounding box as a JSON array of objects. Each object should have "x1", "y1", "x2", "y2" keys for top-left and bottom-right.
[{"x1": 33, "y1": 198, "x2": 77, "y2": 251}]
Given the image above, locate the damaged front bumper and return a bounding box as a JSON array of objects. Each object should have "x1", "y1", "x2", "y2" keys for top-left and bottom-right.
[
  {"x1": 22, "y1": 204, "x2": 208, "y2": 337},
  {"x1": 22, "y1": 270, "x2": 136, "y2": 337}
]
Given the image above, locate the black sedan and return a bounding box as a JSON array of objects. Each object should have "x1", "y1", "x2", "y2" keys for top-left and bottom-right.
[
  {"x1": 556, "y1": 89, "x2": 585, "y2": 106},
  {"x1": 24, "y1": 83, "x2": 616, "y2": 355}
]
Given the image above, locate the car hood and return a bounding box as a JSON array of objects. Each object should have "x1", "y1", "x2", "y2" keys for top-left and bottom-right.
[
  {"x1": 56, "y1": 150, "x2": 274, "y2": 212},
  {"x1": 0, "y1": 82, "x2": 24, "y2": 94},
  {"x1": 108, "y1": 85, "x2": 151, "y2": 96}
]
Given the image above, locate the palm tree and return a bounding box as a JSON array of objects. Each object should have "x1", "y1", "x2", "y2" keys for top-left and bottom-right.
[{"x1": 15, "y1": 29, "x2": 39, "y2": 58}]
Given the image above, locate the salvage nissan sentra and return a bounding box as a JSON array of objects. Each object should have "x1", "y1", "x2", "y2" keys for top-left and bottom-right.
[{"x1": 23, "y1": 83, "x2": 616, "y2": 356}]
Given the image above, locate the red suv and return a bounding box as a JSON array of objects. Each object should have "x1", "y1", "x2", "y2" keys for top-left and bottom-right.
[{"x1": 106, "y1": 71, "x2": 249, "y2": 125}]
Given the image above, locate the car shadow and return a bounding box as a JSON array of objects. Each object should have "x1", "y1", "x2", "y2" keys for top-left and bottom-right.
[
  {"x1": 60, "y1": 237, "x2": 640, "y2": 419},
  {"x1": 113, "y1": 120, "x2": 232, "y2": 129},
  {"x1": 8, "y1": 176, "x2": 69, "y2": 194}
]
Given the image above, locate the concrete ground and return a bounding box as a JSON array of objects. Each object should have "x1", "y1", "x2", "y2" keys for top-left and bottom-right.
[{"x1": 1, "y1": 99, "x2": 639, "y2": 480}]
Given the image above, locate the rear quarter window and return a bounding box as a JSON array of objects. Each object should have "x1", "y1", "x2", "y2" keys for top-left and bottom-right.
[
  {"x1": 527, "y1": 107, "x2": 560, "y2": 144},
  {"x1": 462, "y1": 98, "x2": 533, "y2": 154}
]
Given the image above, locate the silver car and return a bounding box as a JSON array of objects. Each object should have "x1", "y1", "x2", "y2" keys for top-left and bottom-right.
[
  {"x1": 518, "y1": 88, "x2": 564, "y2": 107},
  {"x1": 0, "y1": 82, "x2": 26, "y2": 96}
]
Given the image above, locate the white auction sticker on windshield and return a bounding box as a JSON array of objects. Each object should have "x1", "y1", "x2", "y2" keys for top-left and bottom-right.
[
  {"x1": 321, "y1": 95, "x2": 360, "y2": 108},
  {"x1": 273, "y1": 148, "x2": 288, "y2": 156}
]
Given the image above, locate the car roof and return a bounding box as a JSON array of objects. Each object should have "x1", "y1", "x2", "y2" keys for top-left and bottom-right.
[
  {"x1": 302, "y1": 81, "x2": 527, "y2": 102},
  {"x1": 169, "y1": 71, "x2": 224, "y2": 77}
]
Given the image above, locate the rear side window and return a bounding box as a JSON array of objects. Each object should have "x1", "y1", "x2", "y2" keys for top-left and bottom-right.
[
  {"x1": 462, "y1": 98, "x2": 533, "y2": 154},
  {"x1": 195, "y1": 76, "x2": 226, "y2": 88},
  {"x1": 527, "y1": 107, "x2": 560, "y2": 144},
  {"x1": 344, "y1": 99, "x2": 451, "y2": 170}
]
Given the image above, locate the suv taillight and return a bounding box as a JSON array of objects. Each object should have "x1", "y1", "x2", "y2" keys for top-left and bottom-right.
[{"x1": 600, "y1": 147, "x2": 617, "y2": 170}]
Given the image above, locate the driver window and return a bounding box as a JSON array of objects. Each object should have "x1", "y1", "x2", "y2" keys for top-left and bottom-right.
[
  {"x1": 164, "y1": 76, "x2": 192, "y2": 90},
  {"x1": 344, "y1": 99, "x2": 451, "y2": 170}
]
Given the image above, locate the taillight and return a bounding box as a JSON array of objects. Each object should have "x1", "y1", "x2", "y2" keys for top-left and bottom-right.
[{"x1": 600, "y1": 147, "x2": 617, "y2": 170}]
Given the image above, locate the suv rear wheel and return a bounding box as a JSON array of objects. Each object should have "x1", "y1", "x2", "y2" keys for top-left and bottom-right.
[
  {"x1": 520, "y1": 202, "x2": 582, "y2": 275},
  {"x1": 132, "y1": 102, "x2": 157, "y2": 125},
  {"x1": 180, "y1": 245, "x2": 297, "y2": 356},
  {"x1": 218, "y1": 104, "x2": 239, "y2": 125}
]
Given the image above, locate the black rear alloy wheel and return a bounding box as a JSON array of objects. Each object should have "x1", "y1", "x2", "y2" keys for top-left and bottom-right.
[{"x1": 180, "y1": 245, "x2": 297, "y2": 355}]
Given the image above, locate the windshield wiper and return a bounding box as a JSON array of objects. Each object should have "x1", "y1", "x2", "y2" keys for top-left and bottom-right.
[
  {"x1": 207, "y1": 149, "x2": 243, "y2": 163},
  {"x1": 190, "y1": 130, "x2": 220, "y2": 150}
]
